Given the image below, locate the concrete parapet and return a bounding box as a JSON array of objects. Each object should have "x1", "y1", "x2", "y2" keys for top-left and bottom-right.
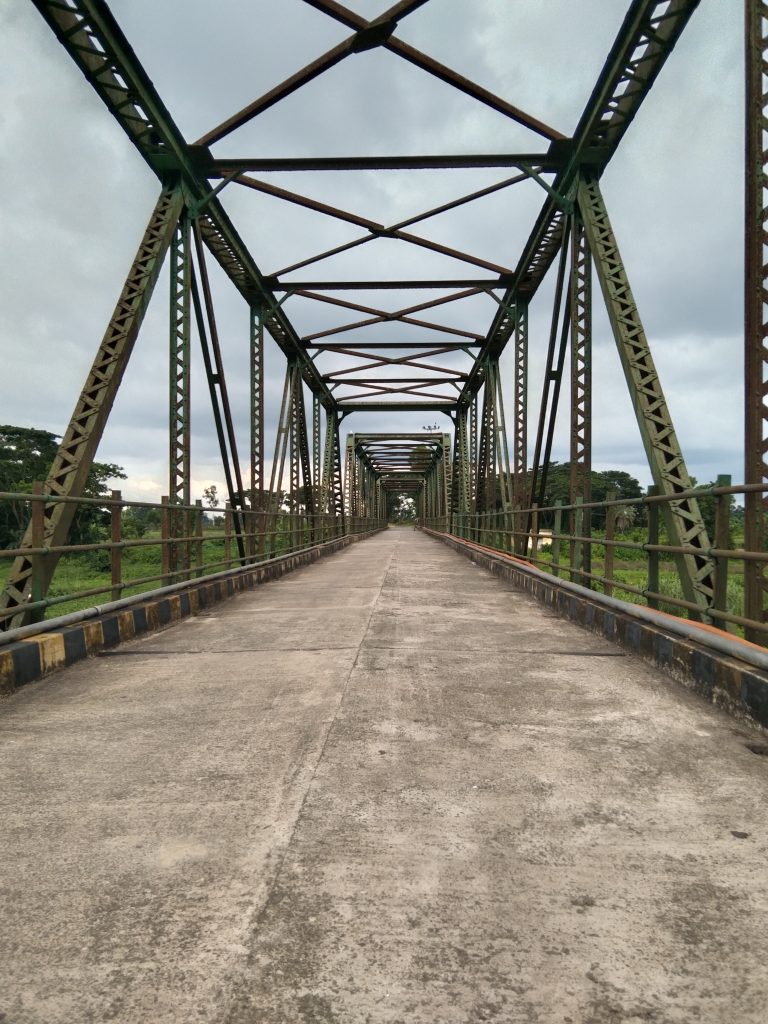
[{"x1": 422, "y1": 528, "x2": 768, "y2": 731}]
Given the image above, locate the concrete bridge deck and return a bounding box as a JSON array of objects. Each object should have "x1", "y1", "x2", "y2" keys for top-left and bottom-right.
[{"x1": 2, "y1": 528, "x2": 767, "y2": 1023}]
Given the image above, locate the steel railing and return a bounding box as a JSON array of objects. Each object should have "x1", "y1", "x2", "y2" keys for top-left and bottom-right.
[
  {"x1": 0, "y1": 487, "x2": 386, "y2": 628},
  {"x1": 423, "y1": 481, "x2": 768, "y2": 641}
]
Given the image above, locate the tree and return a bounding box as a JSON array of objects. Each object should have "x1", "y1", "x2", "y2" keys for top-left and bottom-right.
[
  {"x1": 0, "y1": 424, "x2": 125, "y2": 548},
  {"x1": 516, "y1": 462, "x2": 643, "y2": 528},
  {"x1": 689, "y1": 478, "x2": 736, "y2": 547},
  {"x1": 387, "y1": 492, "x2": 416, "y2": 523},
  {"x1": 202, "y1": 484, "x2": 219, "y2": 509}
]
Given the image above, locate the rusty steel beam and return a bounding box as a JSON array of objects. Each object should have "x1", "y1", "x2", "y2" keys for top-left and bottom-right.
[
  {"x1": 309, "y1": 342, "x2": 480, "y2": 350},
  {"x1": 302, "y1": 0, "x2": 564, "y2": 141},
  {"x1": 274, "y1": 280, "x2": 506, "y2": 291},
  {"x1": 199, "y1": 0, "x2": 432, "y2": 147},
  {"x1": 206, "y1": 154, "x2": 562, "y2": 173},
  {"x1": 237, "y1": 173, "x2": 513, "y2": 277},
  {"x1": 267, "y1": 174, "x2": 524, "y2": 281}
]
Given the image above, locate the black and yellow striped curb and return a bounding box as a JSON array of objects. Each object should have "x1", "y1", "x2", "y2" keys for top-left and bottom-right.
[
  {"x1": 0, "y1": 530, "x2": 383, "y2": 695},
  {"x1": 423, "y1": 528, "x2": 768, "y2": 732}
]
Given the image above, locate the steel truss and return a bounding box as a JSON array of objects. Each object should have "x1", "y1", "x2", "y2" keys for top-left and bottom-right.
[
  {"x1": 6, "y1": 0, "x2": 750, "y2": 634},
  {"x1": 346, "y1": 434, "x2": 451, "y2": 526}
]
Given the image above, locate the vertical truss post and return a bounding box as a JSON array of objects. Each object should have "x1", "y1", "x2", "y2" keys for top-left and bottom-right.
[
  {"x1": 528, "y1": 218, "x2": 572, "y2": 539},
  {"x1": 345, "y1": 436, "x2": 357, "y2": 521},
  {"x1": 745, "y1": 0, "x2": 768, "y2": 640},
  {"x1": 313, "y1": 395, "x2": 322, "y2": 537},
  {"x1": 492, "y1": 362, "x2": 513, "y2": 549},
  {"x1": 1, "y1": 186, "x2": 183, "y2": 627},
  {"x1": 190, "y1": 224, "x2": 247, "y2": 562},
  {"x1": 290, "y1": 366, "x2": 314, "y2": 548},
  {"x1": 578, "y1": 176, "x2": 715, "y2": 617},
  {"x1": 513, "y1": 302, "x2": 528, "y2": 553},
  {"x1": 441, "y1": 432, "x2": 452, "y2": 530},
  {"x1": 451, "y1": 408, "x2": 470, "y2": 537},
  {"x1": 476, "y1": 364, "x2": 498, "y2": 522},
  {"x1": 321, "y1": 412, "x2": 345, "y2": 535},
  {"x1": 330, "y1": 415, "x2": 346, "y2": 534},
  {"x1": 249, "y1": 304, "x2": 265, "y2": 558},
  {"x1": 469, "y1": 396, "x2": 478, "y2": 512},
  {"x1": 321, "y1": 413, "x2": 335, "y2": 518},
  {"x1": 289, "y1": 371, "x2": 300, "y2": 550},
  {"x1": 267, "y1": 362, "x2": 294, "y2": 556},
  {"x1": 569, "y1": 206, "x2": 592, "y2": 584},
  {"x1": 169, "y1": 206, "x2": 191, "y2": 580}
]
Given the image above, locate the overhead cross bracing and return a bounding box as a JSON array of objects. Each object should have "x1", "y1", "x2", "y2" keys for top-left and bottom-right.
[{"x1": 0, "y1": 1, "x2": 760, "y2": 636}]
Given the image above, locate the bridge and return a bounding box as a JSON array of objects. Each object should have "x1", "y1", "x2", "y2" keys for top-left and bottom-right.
[{"x1": 1, "y1": 1, "x2": 768, "y2": 1021}]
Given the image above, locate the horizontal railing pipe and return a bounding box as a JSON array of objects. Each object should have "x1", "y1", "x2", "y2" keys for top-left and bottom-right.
[
  {"x1": 0, "y1": 486, "x2": 386, "y2": 629},
  {"x1": 421, "y1": 480, "x2": 768, "y2": 645}
]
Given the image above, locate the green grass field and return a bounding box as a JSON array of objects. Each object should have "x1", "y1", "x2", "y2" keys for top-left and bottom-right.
[{"x1": 37, "y1": 521, "x2": 323, "y2": 619}]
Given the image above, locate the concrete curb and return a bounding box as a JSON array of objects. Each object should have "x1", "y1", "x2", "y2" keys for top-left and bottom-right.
[
  {"x1": 422, "y1": 528, "x2": 768, "y2": 731},
  {"x1": 0, "y1": 529, "x2": 383, "y2": 695}
]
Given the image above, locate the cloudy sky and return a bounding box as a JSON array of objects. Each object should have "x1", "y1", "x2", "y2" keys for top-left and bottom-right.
[{"x1": 0, "y1": 0, "x2": 743, "y2": 503}]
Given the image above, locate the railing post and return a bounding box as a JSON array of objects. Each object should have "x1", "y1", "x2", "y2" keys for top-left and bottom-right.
[
  {"x1": 111, "y1": 489, "x2": 122, "y2": 602},
  {"x1": 161, "y1": 495, "x2": 171, "y2": 587},
  {"x1": 246, "y1": 507, "x2": 255, "y2": 564},
  {"x1": 195, "y1": 499, "x2": 204, "y2": 576},
  {"x1": 646, "y1": 485, "x2": 660, "y2": 610},
  {"x1": 224, "y1": 501, "x2": 232, "y2": 570},
  {"x1": 512, "y1": 504, "x2": 521, "y2": 555},
  {"x1": 713, "y1": 474, "x2": 732, "y2": 631},
  {"x1": 257, "y1": 508, "x2": 266, "y2": 556},
  {"x1": 551, "y1": 502, "x2": 562, "y2": 578},
  {"x1": 30, "y1": 482, "x2": 46, "y2": 623},
  {"x1": 571, "y1": 496, "x2": 584, "y2": 585},
  {"x1": 530, "y1": 506, "x2": 539, "y2": 562},
  {"x1": 604, "y1": 490, "x2": 617, "y2": 597}
]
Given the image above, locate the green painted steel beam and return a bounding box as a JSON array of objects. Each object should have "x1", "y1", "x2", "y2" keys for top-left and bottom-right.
[{"x1": 578, "y1": 175, "x2": 715, "y2": 617}]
